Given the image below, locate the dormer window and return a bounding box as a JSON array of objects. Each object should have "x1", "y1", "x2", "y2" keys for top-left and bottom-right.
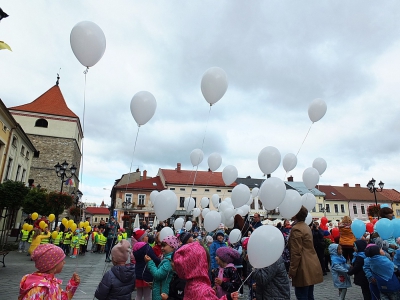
[{"x1": 35, "y1": 118, "x2": 48, "y2": 128}]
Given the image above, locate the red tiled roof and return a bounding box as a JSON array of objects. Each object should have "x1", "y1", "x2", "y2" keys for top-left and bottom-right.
[
  {"x1": 85, "y1": 207, "x2": 110, "y2": 215},
  {"x1": 331, "y1": 185, "x2": 391, "y2": 202},
  {"x1": 10, "y1": 85, "x2": 78, "y2": 118},
  {"x1": 115, "y1": 176, "x2": 165, "y2": 190},
  {"x1": 160, "y1": 169, "x2": 237, "y2": 187},
  {"x1": 318, "y1": 185, "x2": 347, "y2": 200},
  {"x1": 380, "y1": 189, "x2": 400, "y2": 202}
]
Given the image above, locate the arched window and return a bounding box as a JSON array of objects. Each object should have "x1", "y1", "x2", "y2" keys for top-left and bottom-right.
[{"x1": 35, "y1": 119, "x2": 48, "y2": 128}]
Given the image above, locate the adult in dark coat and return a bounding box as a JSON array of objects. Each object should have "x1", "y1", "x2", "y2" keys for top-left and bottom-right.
[
  {"x1": 348, "y1": 240, "x2": 371, "y2": 300},
  {"x1": 253, "y1": 256, "x2": 290, "y2": 300},
  {"x1": 288, "y1": 206, "x2": 323, "y2": 299},
  {"x1": 312, "y1": 221, "x2": 327, "y2": 275}
]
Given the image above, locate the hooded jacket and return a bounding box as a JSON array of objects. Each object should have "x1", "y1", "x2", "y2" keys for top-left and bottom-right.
[
  {"x1": 347, "y1": 240, "x2": 368, "y2": 287},
  {"x1": 174, "y1": 242, "x2": 233, "y2": 300},
  {"x1": 209, "y1": 232, "x2": 227, "y2": 270},
  {"x1": 95, "y1": 264, "x2": 136, "y2": 300},
  {"x1": 329, "y1": 244, "x2": 352, "y2": 289},
  {"x1": 133, "y1": 242, "x2": 161, "y2": 282},
  {"x1": 147, "y1": 252, "x2": 174, "y2": 300}
]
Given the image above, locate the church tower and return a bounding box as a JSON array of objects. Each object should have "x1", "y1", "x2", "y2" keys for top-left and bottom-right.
[{"x1": 8, "y1": 80, "x2": 83, "y2": 194}]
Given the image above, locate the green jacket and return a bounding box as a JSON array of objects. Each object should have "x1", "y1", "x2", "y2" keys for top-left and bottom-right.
[{"x1": 147, "y1": 252, "x2": 174, "y2": 300}]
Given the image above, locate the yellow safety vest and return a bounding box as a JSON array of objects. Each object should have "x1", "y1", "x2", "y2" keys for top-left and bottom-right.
[
  {"x1": 53, "y1": 232, "x2": 63, "y2": 245},
  {"x1": 63, "y1": 233, "x2": 72, "y2": 245},
  {"x1": 40, "y1": 232, "x2": 49, "y2": 244},
  {"x1": 98, "y1": 234, "x2": 107, "y2": 246},
  {"x1": 79, "y1": 233, "x2": 88, "y2": 245},
  {"x1": 122, "y1": 232, "x2": 128, "y2": 239},
  {"x1": 21, "y1": 230, "x2": 29, "y2": 241}
]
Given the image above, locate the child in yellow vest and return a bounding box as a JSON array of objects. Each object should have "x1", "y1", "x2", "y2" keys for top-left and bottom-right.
[
  {"x1": 97, "y1": 230, "x2": 106, "y2": 254},
  {"x1": 28, "y1": 228, "x2": 51, "y2": 255},
  {"x1": 40, "y1": 226, "x2": 50, "y2": 245},
  {"x1": 70, "y1": 230, "x2": 80, "y2": 259},
  {"x1": 19, "y1": 228, "x2": 30, "y2": 253},
  {"x1": 79, "y1": 232, "x2": 89, "y2": 256},
  {"x1": 62, "y1": 229, "x2": 72, "y2": 256}
]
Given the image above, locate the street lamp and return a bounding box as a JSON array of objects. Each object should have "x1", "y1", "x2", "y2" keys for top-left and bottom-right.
[
  {"x1": 71, "y1": 190, "x2": 83, "y2": 222},
  {"x1": 54, "y1": 161, "x2": 77, "y2": 226},
  {"x1": 367, "y1": 178, "x2": 384, "y2": 219}
]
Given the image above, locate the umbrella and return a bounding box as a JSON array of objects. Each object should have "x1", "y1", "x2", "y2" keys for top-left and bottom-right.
[{"x1": 133, "y1": 214, "x2": 140, "y2": 229}]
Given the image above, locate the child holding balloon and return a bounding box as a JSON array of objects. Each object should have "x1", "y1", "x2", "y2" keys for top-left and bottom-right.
[{"x1": 28, "y1": 228, "x2": 50, "y2": 255}]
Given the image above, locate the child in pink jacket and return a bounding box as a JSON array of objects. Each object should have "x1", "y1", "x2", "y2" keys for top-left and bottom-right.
[
  {"x1": 174, "y1": 242, "x2": 239, "y2": 300},
  {"x1": 19, "y1": 243, "x2": 80, "y2": 300}
]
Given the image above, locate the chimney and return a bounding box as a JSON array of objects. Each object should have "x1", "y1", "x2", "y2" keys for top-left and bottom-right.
[
  {"x1": 177, "y1": 163, "x2": 181, "y2": 172},
  {"x1": 287, "y1": 176, "x2": 293, "y2": 182},
  {"x1": 355, "y1": 183, "x2": 360, "y2": 187},
  {"x1": 343, "y1": 183, "x2": 349, "y2": 187},
  {"x1": 143, "y1": 170, "x2": 147, "y2": 180}
]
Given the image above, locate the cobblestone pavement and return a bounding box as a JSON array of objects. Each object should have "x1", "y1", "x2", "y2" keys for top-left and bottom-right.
[{"x1": 0, "y1": 246, "x2": 365, "y2": 299}]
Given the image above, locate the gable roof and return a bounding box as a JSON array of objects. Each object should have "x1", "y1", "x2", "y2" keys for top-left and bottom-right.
[
  {"x1": 380, "y1": 189, "x2": 400, "y2": 203},
  {"x1": 9, "y1": 85, "x2": 78, "y2": 118},
  {"x1": 285, "y1": 181, "x2": 325, "y2": 197},
  {"x1": 85, "y1": 207, "x2": 110, "y2": 215},
  {"x1": 236, "y1": 177, "x2": 264, "y2": 189},
  {"x1": 115, "y1": 176, "x2": 165, "y2": 190},
  {"x1": 317, "y1": 185, "x2": 347, "y2": 200},
  {"x1": 159, "y1": 168, "x2": 237, "y2": 187},
  {"x1": 329, "y1": 185, "x2": 391, "y2": 202}
]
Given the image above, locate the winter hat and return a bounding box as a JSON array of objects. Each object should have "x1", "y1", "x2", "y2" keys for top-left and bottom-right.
[
  {"x1": 133, "y1": 229, "x2": 147, "y2": 241},
  {"x1": 32, "y1": 244, "x2": 66, "y2": 272},
  {"x1": 112, "y1": 240, "x2": 131, "y2": 264},
  {"x1": 215, "y1": 230, "x2": 225, "y2": 238},
  {"x1": 179, "y1": 232, "x2": 193, "y2": 245},
  {"x1": 365, "y1": 245, "x2": 381, "y2": 257},
  {"x1": 354, "y1": 240, "x2": 367, "y2": 252},
  {"x1": 216, "y1": 247, "x2": 240, "y2": 264},
  {"x1": 162, "y1": 235, "x2": 180, "y2": 249},
  {"x1": 206, "y1": 236, "x2": 213, "y2": 244}
]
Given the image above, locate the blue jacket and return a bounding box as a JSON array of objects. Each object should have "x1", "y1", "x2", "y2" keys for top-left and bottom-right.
[
  {"x1": 147, "y1": 252, "x2": 174, "y2": 300},
  {"x1": 329, "y1": 244, "x2": 352, "y2": 288},
  {"x1": 133, "y1": 242, "x2": 161, "y2": 282},
  {"x1": 95, "y1": 264, "x2": 135, "y2": 300},
  {"x1": 209, "y1": 240, "x2": 227, "y2": 269}
]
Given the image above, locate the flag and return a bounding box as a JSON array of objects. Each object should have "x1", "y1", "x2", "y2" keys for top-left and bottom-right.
[{"x1": 64, "y1": 178, "x2": 76, "y2": 187}]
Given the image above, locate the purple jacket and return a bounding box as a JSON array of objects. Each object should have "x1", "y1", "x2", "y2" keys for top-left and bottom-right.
[
  {"x1": 133, "y1": 242, "x2": 161, "y2": 282},
  {"x1": 95, "y1": 264, "x2": 135, "y2": 300}
]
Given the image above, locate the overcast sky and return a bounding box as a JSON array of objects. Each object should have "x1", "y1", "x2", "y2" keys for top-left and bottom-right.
[{"x1": 1, "y1": 1, "x2": 400, "y2": 206}]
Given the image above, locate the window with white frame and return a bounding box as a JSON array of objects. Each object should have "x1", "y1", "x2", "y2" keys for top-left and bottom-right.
[
  {"x1": 125, "y1": 193, "x2": 132, "y2": 203},
  {"x1": 325, "y1": 204, "x2": 330, "y2": 213},
  {"x1": 5, "y1": 158, "x2": 13, "y2": 180},
  {"x1": 26, "y1": 151, "x2": 29, "y2": 159},
  {"x1": 12, "y1": 136, "x2": 17, "y2": 147},
  {"x1": 95, "y1": 217, "x2": 98, "y2": 222},
  {"x1": 353, "y1": 205, "x2": 357, "y2": 214},
  {"x1": 318, "y1": 204, "x2": 323, "y2": 212},
  {"x1": 397, "y1": 210, "x2": 400, "y2": 217},
  {"x1": 138, "y1": 194, "x2": 145, "y2": 206},
  {"x1": 180, "y1": 197, "x2": 185, "y2": 208},
  {"x1": 341, "y1": 204, "x2": 345, "y2": 213},
  {"x1": 334, "y1": 204, "x2": 339, "y2": 213},
  {"x1": 21, "y1": 169, "x2": 26, "y2": 182},
  {"x1": 20, "y1": 145, "x2": 25, "y2": 155},
  {"x1": 361, "y1": 205, "x2": 366, "y2": 215},
  {"x1": 15, "y1": 165, "x2": 21, "y2": 181}
]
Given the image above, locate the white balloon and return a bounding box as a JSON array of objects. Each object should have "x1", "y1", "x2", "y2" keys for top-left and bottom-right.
[
  {"x1": 192, "y1": 208, "x2": 201, "y2": 218},
  {"x1": 204, "y1": 211, "x2": 222, "y2": 232},
  {"x1": 312, "y1": 157, "x2": 327, "y2": 175},
  {"x1": 190, "y1": 149, "x2": 204, "y2": 167},
  {"x1": 220, "y1": 212, "x2": 226, "y2": 226},
  {"x1": 218, "y1": 201, "x2": 230, "y2": 212},
  {"x1": 154, "y1": 190, "x2": 178, "y2": 221},
  {"x1": 223, "y1": 207, "x2": 235, "y2": 219},
  {"x1": 224, "y1": 198, "x2": 233, "y2": 206},
  {"x1": 226, "y1": 217, "x2": 235, "y2": 228},
  {"x1": 202, "y1": 208, "x2": 210, "y2": 218},
  {"x1": 174, "y1": 218, "x2": 184, "y2": 230},
  {"x1": 237, "y1": 208, "x2": 245, "y2": 216},
  {"x1": 231, "y1": 184, "x2": 251, "y2": 208},
  {"x1": 240, "y1": 205, "x2": 250, "y2": 215},
  {"x1": 248, "y1": 225, "x2": 284, "y2": 268},
  {"x1": 229, "y1": 229, "x2": 242, "y2": 244},
  {"x1": 302, "y1": 193, "x2": 317, "y2": 211},
  {"x1": 130, "y1": 91, "x2": 157, "y2": 126},
  {"x1": 258, "y1": 146, "x2": 281, "y2": 175},
  {"x1": 305, "y1": 213, "x2": 313, "y2": 225},
  {"x1": 200, "y1": 197, "x2": 209, "y2": 209},
  {"x1": 251, "y1": 187, "x2": 260, "y2": 198},
  {"x1": 211, "y1": 194, "x2": 220, "y2": 208},
  {"x1": 259, "y1": 177, "x2": 287, "y2": 210},
  {"x1": 282, "y1": 153, "x2": 297, "y2": 173},
  {"x1": 185, "y1": 221, "x2": 193, "y2": 231},
  {"x1": 279, "y1": 190, "x2": 302, "y2": 219},
  {"x1": 222, "y1": 165, "x2": 238, "y2": 185},
  {"x1": 308, "y1": 98, "x2": 327, "y2": 123},
  {"x1": 184, "y1": 197, "x2": 195, "y2": 212},
  {"x1": 302, "y1": 167, "x2": 320, "y2": 189},
  {"x1": 159, "y1": 226, "x2": 174, "y2": 242},
  {"x1": 201, "y1": 67, "x2": 228, "y2": 105},
  {"x1": 70, "y1": 21, "x2": 106, "y2": 67},
  {"x1": 150, "y1": 190, "x2": 159, "y2": 204},
  {"x1": 208, "y1": 152, "x2": 222, "y2": 171}
]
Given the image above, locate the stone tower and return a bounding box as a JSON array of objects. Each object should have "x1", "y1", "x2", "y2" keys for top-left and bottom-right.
[{"x1": 8, "y1": 83, "x2": 83, "y2": 194}]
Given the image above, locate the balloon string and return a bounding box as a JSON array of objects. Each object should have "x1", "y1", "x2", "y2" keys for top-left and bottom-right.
[
  {"x1": 237, "y1": 269, "x2": 254, "y2": 292},
  {"x1": 295, "y1": 123, "x2": 313, "y2": 157},
  {"x1": 124, "y1": 126, "x2": 141, "y2": 195},
  {"x1": 79, "y1": 70, "x2": 87, "y2": 195}
]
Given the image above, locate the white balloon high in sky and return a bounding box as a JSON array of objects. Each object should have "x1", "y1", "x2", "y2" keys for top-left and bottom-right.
[
  {"x1": 201, "y1": 67, "x2": 228, "y2": 106},
  {"x1": 208, "y1": 152, "x2": 222, "y2": 171},
  {"x1": 308, "y1": 98, "x2": 327, "y2": 123},
  {"x1": 222, "y1": 165, "x2": 238, "y2": 186},
  {"x1": 258, "y1": 146, "x2": 281, "y2": 175},
  {"x1": 312, "y1": 157, "x2": 327, "y2": 175},
  {"x1": 190, "y1": 149, "x2": 204, "y2": 167},
  {"x1": 130, "y1": 91, "x2": 157, "y2": 126}
]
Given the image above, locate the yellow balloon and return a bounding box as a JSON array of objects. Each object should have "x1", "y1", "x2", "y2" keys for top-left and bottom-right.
[
  {"x1": 27, "y1": 225, "x2": 33, "y2": 232},
  {"x1": 79, "y1": 221, "x2": 85, "y2": 228},
  {"x1": 48, "y1": 214, "x2": 55, "y2": 222},
  {"x1": 39, "y1": 221, "x2": 46, "y2": 229},
  {"x1": 85, "y1": 226, "x2": 92, "y2": 233},
  {"x1": 84, "y1": 221, "x2": 89, "y2": 227},
  {"x1": 71, "y1": 223, "x2": 77, "y2": 232},
  {"x1": 32, "y1": 212, "x2": 38, "y2": 220},
  {"x1": 22, "y1": 223, "x2": 29, "y2": 231},
  {"x1": 62, "y1": 218, "x2": 68, "y2": 226},
  {"x1": 51, "y1": 231, "x2": 58, "y2": 239},
  {"x1": 68, "y1": 220, "x2": 74, "y2": 227}
]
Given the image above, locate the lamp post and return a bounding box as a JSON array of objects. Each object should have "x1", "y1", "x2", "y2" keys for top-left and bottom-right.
[
  {"x1": 71, "y1": 190, "x2": 83, "y2": 223},
  {"x1": 367, "y1": 178, "x2": 384, "y2": 219},
  {"x1": 54, "y1": 161, "x2": 77, "y2": 226}
]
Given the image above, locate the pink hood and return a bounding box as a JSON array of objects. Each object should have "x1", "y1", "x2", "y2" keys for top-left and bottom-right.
[{"x1": 174, "y1": 242, "x2": 229, "y2": 300}]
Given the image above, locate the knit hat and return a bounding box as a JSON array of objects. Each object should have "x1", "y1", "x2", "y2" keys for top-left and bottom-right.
[
  {"x1": 162, "y1": 235, "x2": 180, "y2": 249},
  {"x1": 179, "y1": 232, "x2": 193, "y2": 245},
  {"x1": 365, "y1": 245, "x2": 381, "y2": 257},
  {"x1": 215, "y1": 230, "x2": 224, "y2": 238},
  {"x1": 206, "y1": 236, "x2": 213, "y2": 243},
  {"x1": 132, "y1": 229, "x2": 147, "y2": 241},
  {"x1": 32, "y1": 244, "x2": 66, "y2": 272},
  {"x1": 354, "y1": 240, "x2": 367, "y2": 252},
  {"x1": 112, "y1": 240, "x2": 131, "y2": 264},
  {"x1": 216, "y1": 247, "x2": 240, "y2": 264}
]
